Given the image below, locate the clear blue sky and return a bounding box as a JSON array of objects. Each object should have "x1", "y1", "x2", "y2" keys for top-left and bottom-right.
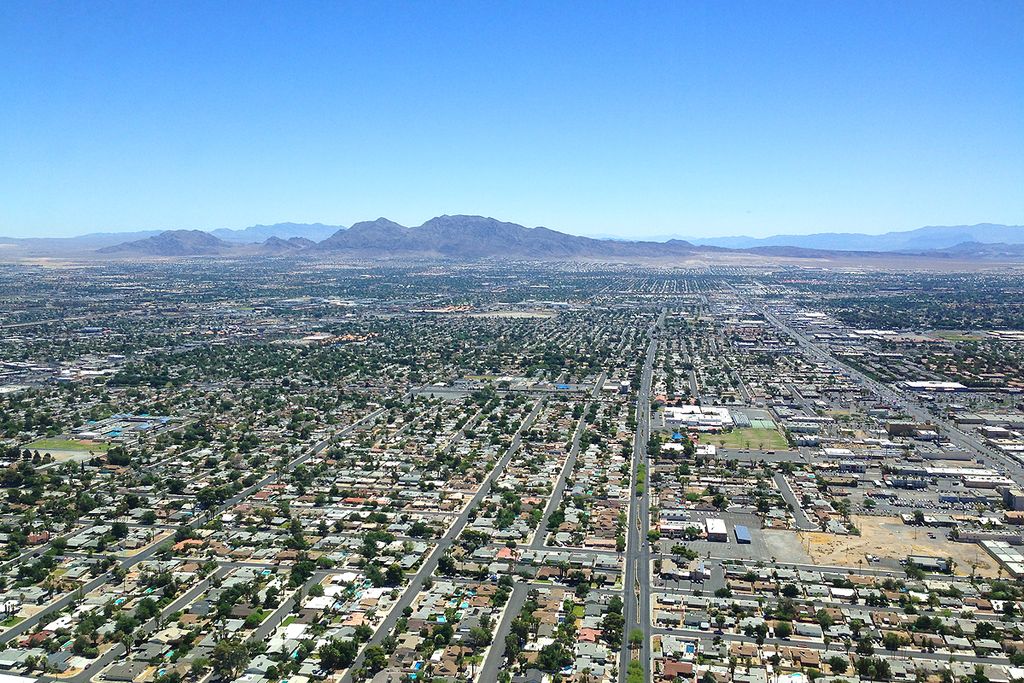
[{"x1": 2, "y1": 1, "x2": 1022, "y2": 239}]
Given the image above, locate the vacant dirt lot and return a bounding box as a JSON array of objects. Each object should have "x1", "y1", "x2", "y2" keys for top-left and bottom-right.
[{"x1": 797, "y1": 515, "x2": 999, "y2": 577}]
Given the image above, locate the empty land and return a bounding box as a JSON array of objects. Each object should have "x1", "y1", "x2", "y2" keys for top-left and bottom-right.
[{"x1": 798, "y1": 515, "x2": 999, "y2": 577}]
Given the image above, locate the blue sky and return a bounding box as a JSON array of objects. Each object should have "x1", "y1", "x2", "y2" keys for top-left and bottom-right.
[{"x1": 2, "y1": 1, "x2": 1022, "y2": 239}]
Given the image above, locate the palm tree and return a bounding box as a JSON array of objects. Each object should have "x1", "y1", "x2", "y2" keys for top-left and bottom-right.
[
  {"x1": 468, "y1": 653, "x2": 483, "y2": 678},
  {"x1": 40, "y1": 572, "x2": 58, "y2": 599},
  {"x1": 118, "y1": 630, "x2": 134, "y2": 655}
]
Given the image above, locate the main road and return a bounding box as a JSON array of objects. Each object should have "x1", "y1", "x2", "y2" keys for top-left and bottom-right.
[
  {"x1": 749, "y1": 292, "x2": 1024, "y2": 488},
  {"x1": 619, "y1": 309, "x2": 663, "y2": 682}
]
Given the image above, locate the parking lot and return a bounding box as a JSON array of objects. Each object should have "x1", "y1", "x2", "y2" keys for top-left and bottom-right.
[{"x1": 657, "y1": 510, "x2": 810, "y2": 564}]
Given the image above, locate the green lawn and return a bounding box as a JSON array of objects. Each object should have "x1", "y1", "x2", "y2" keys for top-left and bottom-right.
[
  {"x1": 26, "y1": 438, "x2": 109, "y2": 453},
  {"x1": 1, "y1": 616, "x2": 24, "y2": 628},
  {"x1": 710, "y1": 428, "x2": 789, "y2": 451},
  {"x1": 933, "y1": 330, "x2": 984, "y2": 342}
]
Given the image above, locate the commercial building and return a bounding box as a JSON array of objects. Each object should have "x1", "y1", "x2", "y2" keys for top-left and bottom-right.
[
  {"x1": 663, "y1": 406, "x2": 733, "y2": 432},
  {"x1": 705, "y1": 518, "x2": 728, "y2": 542},
  {"x1": 904, "y1": 381, "x2": 967, "y2": 392},
  {"x1": 1003, "y1": 488, "x2": 1024, "y2": 512}
]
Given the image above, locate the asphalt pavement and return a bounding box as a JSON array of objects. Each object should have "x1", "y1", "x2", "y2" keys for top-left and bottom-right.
[
  {"x1": 619, "y1": 310, "x2": 662, "y2": 683},
  {"x1": 772, "y1": 472, "x2": 818, "y2": 531},
  {"x1": 477, "y1": 582, "x2": 530, "y2": 682}
]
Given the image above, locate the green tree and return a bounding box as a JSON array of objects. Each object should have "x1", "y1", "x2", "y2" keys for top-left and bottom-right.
[
  {"x1": 318, "y1": 638, "x2": 358, "y2": 671},
  {"x1": 856, "y1": 637, "x2": 875, "y2": 656},
  {"x1": 363, "y1": 645, "x2": 387, "y2": 674},
  {"x1": 827, "y1": 656, "x2": 849, "y2": 674},
  {"x1": 211, "y1": 640, "x2": 249, "y2": 680},
  {"x1": 536, "y1": 643, "x2": 572, "y2": 673},
  {"x1": 629, "y1": 629, "x2": 643, "y2": 648}
]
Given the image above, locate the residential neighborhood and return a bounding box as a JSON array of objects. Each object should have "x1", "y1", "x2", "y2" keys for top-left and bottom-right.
[{"x1": 4, "y1": 263, "x2": 1024, "y2": 683}]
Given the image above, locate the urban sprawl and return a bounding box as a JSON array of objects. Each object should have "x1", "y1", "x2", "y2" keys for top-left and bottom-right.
[{"x1": 2, "y1": 262, "x2": 1024, "y2": 683}]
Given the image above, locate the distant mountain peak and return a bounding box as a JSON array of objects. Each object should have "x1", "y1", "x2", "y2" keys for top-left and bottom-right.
[
  {"x1": 258, "y1": 235, "x2": 313, "y2": 254},
  {"x1": 211, "y1": 222, "x2": 343, "y2": 243},
  {"x1": 349, "y1": 217, "x2": 407, "y2": 230},
  {"x1": 98, "y1": 229, "x2": 233, "y2": 256},
  {"x1": 312, "y1": 214, "x2": 707, "y2": 261}
]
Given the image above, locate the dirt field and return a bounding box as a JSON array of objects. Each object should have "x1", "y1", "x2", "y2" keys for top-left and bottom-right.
[{"x1": 797, "y1": 515, "x2": 999, "y2": 577}]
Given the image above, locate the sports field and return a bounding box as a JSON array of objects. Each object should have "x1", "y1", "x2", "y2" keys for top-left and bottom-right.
[
  {"x1": 711, "y1": 427, "x2": 789, "y2": 450},
  {"x1": 26, "y1": 438, "x2": 109, "y2": 453}
]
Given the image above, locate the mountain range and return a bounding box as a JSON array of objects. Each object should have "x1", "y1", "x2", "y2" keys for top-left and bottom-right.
[
  {"x1": 0, "y1": 223, "x2": 335, "y2": 257},
  {"x1": 210, "y1": 223, "x2": 342, "y2": 243},
  {"x1": 95, "y1": 230, "x2": 315, "y2": 257},
  {"x1": 2, "y1": 218, "x2": 1023, "y2": 263},
  {"x1": 689, "y1": 223, "x2": 1024, "y2": 251},
  {"x1": 314, "y1": 216, "x2": 718, "y2": 260},
  {"x1": 96, "y1": 217, "x2": 719, "y2": 261}
]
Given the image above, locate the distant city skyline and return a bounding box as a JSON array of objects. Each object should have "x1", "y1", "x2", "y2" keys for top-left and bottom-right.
[{"x1": 2, "y1": 1, "x2": 1022, "y2": 239}]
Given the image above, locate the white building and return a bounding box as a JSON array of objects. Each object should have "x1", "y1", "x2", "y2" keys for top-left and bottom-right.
[
  {"x1": 664, "y1": 406, "x2": 733, "y2": 431},
  {"x1": 705, "y1": 518, "x2": 728, "y2": 542}
]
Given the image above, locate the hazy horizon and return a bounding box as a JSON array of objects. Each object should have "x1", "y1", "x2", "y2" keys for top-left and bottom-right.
[
  {"x1": 2, "y1": 2, "x2": 1022, "y2": 239},
  {"x1": 3, "y1": 217, "x2": 1023, "y2": 243}
]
